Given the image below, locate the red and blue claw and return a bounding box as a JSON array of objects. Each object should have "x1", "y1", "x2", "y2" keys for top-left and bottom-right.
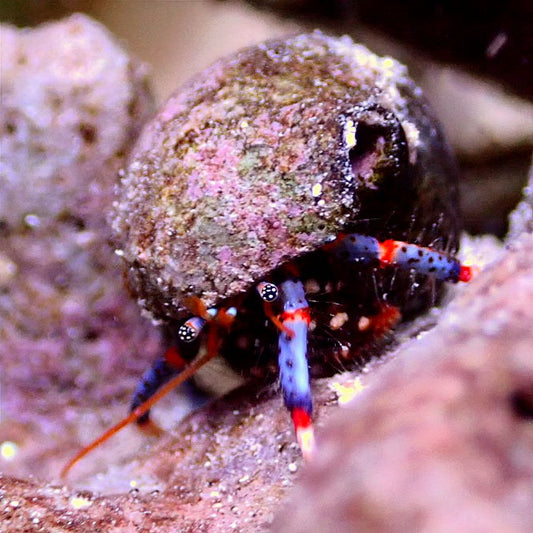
[
  {"x1": 256, "y1": 234, "x2": 474, "y2": 462},
  {"x1": 277, "y1": 280, "x2": 316, "y2": 461},
  {"x1": 329, "y1": 233, "x2": 473, "y2": 283}
]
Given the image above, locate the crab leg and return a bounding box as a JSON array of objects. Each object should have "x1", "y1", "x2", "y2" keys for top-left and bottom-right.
[
  {"x1": 60, "y1": 307, "x2": 236, "y2": 478},
  {"x1": 277, "y1": 280, "x2": 316, "y2": 461},
  {"x1": 129, "y1": 311, "x2": 215, "y2": 426},
  {"x1": 330, "y1": 233, "x2": 472, "y2": 282},
  {"x1": 130, "y1": 347, "x2": 189, "y2": 427}
]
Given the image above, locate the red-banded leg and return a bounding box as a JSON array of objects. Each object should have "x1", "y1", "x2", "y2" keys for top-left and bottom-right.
[
  {"x1": 328, "y1": 233, "x2": 473, "y2": 282},
  {"x1": 258, "y1": 279, "x2": 316, "y2": 461}
]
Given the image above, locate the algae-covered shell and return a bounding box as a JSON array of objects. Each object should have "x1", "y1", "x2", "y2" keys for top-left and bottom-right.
[{"x1": 112, "y1": 31, "x2": 460, "y2": 321}]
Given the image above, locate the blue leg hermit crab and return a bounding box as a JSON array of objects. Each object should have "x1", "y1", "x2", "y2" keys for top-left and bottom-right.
[{"x1": 62, "y1": 31, "x2": 473, "y2": 477}]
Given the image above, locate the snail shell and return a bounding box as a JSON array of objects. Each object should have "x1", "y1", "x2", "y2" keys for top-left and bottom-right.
[{"x1": 112, "y1": 31, "x2": 460, "y2": 321}]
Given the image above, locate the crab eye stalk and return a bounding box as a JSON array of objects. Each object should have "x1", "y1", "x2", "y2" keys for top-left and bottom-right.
[
  {"x1": 257, "y1": 281, "x2": 279, "y2": 302},
  {"x1": 178, "y1": 316, "x2": 206, "y2": 342}
]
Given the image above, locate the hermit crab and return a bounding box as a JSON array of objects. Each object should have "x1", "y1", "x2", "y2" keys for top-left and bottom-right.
[{"x1": 62, "y1": 31, "x2": 472, "y2": 476}]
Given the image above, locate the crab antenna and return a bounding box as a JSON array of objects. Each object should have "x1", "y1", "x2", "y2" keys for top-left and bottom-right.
[
  {"x1": 330, "y1": 234, "x2": 474, "y2": 283},
  {"x1": 61, "y1": 307, "x2": 237, "y2": 479},
  {"x1": 277, "y1": 280, "x2": 316, "y2": 461}
]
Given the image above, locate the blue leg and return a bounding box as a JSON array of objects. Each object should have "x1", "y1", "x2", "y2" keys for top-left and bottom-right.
[
  {"x1": 329, "y1": 233, "x2": 472, "y2": 282},
  {"x1": 130, "y1": 354, "x2": 182, "y2": 425},
  {"x1": 277, "y1": 280, "x2": 315, "y2": 460}
]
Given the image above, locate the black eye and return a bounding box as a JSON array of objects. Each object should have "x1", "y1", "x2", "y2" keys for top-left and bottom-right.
[
  {"x1": 177, "y1": 316, "x2": 205, "y2": 342},
  {"x1": 257, "y1": 281, "x2": 279, "y2": 302},
  {"x1": 178, "y1": 324, "x2": 196, "y2": 342}
]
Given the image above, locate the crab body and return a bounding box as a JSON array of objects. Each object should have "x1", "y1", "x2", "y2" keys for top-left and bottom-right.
[
  {"x1": 114, "y1": 30, "x2": 464, "y2": 452},
  {"x1": 111, "y1": 29, "x2": 463, "y2": 389},
  {"x1": 62, "y1": 32, "x2": 471, "y2": 476}
]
